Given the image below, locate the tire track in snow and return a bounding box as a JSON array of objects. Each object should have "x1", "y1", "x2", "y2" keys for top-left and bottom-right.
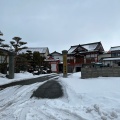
[
  {"x1": 38, "y1": 102, "x2": 87, "y2": 120},
  {"x1": 0, "y1": 74, "x2": 86, "y2": 120},
  {"x1": 0, "y1": 74, "x2": 60, "y2": 120},
  {"x1": 29, "y1": 107, "x2": 57, "y2": 120},
  {"x1": 0, "y1": 82, "x2": 44, "y2": 120}
]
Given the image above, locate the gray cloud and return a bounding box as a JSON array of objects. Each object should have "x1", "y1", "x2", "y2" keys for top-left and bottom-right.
[{"x1": 0, "y1": 0, "x2": 120, "y2": 52}]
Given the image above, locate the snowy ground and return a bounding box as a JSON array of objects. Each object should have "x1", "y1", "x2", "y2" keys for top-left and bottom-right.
[{"x1": 0, "y1": 72, "x2": 120, "y2": 120}]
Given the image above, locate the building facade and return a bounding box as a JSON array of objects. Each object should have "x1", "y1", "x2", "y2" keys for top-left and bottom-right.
[
  {"x1": 45, "y1": 51, "x2": 63, "y2": 73},
  {"x1": 67, "y1": 42, "x2": 104, "y2": 72},
  {"x1": 102, "y1": 46, "x2": 120, "y2": 67}
]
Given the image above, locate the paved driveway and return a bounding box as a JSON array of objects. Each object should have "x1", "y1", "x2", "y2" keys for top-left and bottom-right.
[{"x1": 0, "y1": 74, "x2": 59, "y2": 90}]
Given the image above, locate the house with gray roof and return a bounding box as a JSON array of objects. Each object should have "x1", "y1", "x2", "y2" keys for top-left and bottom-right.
[
  {"x1": 45, "y1": 51, "x2": 63, "y2": 73},
  {"x1": 110, "y1": 46, "x2": 120, "y2": 57},
  {"x1": 19, "y1": 47, "x2": 49, "y2": 58},
  {"x1": 102, "y1": 46, "x2": 120, "y2": 67}
]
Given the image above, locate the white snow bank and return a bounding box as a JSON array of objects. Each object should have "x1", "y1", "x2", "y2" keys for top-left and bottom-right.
[
  {"x1": 0, "y1": 72, "x2": 120, "y2": 120},
  {"x1": 59, "y1": 72, "x2": 120, "y2": 120}
]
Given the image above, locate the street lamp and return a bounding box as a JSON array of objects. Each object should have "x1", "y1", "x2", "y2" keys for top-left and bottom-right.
[{"x1": 0, "y1": 31, "x2": 3, "y2": 36}]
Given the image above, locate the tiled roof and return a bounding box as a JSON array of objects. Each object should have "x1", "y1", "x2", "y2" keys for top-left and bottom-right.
[
  {"x1": 19, "y1": 47, "x2": 48, "y2": 54},
  {"x1": 0, "y1": 48, "x2": 10, "y2": 53},
  {"x1": 50, "y1": 51, "x2": 62, "y2": 55},
  {"x1": 81, "y1": 43, "x2": 98, "y2": 51},
  {"x1": 103, "y1": 57, "x2": 120, "y2": 61},
  {"x1": 68, "y1": 42, "x2": 100, "y2": 54},
  {"x1": 110, "y1": 46, "x2": 120, "y2": 51},
  {"x1": 68, "y1": 46, "x2": 77, "y2": 54}
]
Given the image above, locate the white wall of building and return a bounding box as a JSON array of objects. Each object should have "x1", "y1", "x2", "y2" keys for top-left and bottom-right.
[
  {"x1": 51, "y1": 64, "x2": 56, "y2": 72},
  {"x1": 98, "y1": 53, "x2": 111, "y2": 61},
  {"x1": 51, "y1": 53, "x2": 63, "y2": 62}
]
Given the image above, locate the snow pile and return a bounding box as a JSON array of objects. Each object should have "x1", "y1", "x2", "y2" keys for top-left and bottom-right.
[
  {"x1": 0, "y1": 72, "x2": 120, "y2": 120},
  {"x1": 60, "y1": 72, "x2": 120, "y2": 120}
]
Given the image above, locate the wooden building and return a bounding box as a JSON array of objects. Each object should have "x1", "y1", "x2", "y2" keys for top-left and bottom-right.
[{"x1": 67, "y1": 42, "x2": 104, "y2": 72}]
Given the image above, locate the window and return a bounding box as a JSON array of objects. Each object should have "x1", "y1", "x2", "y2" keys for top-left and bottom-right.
[
  {"x1": 117, "y1": 53, "x2": 120, "y2": 56},
  {"x1": 112, "y1": 53, "x2": 117, "y2": 57}
]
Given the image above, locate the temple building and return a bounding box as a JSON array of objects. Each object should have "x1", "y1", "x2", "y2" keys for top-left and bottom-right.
[{"x1": 67, "y1": 42, "x2": 104, "y2": 72}]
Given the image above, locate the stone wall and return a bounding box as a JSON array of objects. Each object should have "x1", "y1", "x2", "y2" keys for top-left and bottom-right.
[{"x1": 81, "y1": 67, "x2": 120, "y2": 79}]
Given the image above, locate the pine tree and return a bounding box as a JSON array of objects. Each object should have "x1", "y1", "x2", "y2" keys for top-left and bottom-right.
[{"x1": 10, "y1": 37, "x2": 28, "y2": 72}]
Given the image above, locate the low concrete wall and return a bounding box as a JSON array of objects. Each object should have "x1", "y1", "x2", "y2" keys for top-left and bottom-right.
[{"x1": 81, "y1": 67, "x2": 120, "y2": 79}]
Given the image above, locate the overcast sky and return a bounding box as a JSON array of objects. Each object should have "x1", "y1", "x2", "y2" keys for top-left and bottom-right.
[{"x1": 0, "y1": 0, "x2": 120, "y2": 53}]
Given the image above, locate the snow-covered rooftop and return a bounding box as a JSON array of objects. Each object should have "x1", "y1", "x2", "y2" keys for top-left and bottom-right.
[
  {"x1": 50, "y1": 51, "x2": 62, "y2": 55},
  {"x1": 103, "y1": 57, "x2": 120, "y2": 61},
  {"x1": 68, "y1": 46, "x2": 77, "y2": 54},
  {"x1": 0, "y1": 47, "x2": 10, "y2": 52},
  {"x1": 81, "y1": 43, "x2": 98, "y2": 51},
  {"x1": 110, "y1": 46, "x2": 120, "y2": 51},
  {"x1": 68, "y1": 42, "x2": 99, "y2": 54},
  {"x1": 19, "y1": 47, "x2": 48, "y2": 54}
]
